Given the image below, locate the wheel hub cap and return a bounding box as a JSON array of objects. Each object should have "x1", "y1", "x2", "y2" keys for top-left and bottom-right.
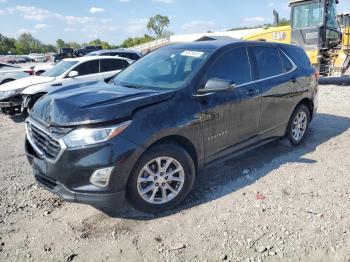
[
  {"x1": 137, "y1": 157, "x2": 185, "y2": 205},
  {"x1": 292, "y1": 111, "x2": 307, "y2": 141}
]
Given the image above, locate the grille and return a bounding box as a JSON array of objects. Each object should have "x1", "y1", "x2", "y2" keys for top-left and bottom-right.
[{"x1": 27, "y1": 121, "x2": 62, "y2": 160}]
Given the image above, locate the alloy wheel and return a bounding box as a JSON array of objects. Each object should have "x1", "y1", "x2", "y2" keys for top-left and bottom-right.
[
  {"x1": 292, "y1": 111, "x2": 308, "y2": 141},
  {"x1": 137, "y1": 157, "x2": 185, "y2": 205}
]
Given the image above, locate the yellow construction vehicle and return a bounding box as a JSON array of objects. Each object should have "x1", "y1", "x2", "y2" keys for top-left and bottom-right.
[{"x1": 243, "y1": 0, "x2": 350, "y2": 77}]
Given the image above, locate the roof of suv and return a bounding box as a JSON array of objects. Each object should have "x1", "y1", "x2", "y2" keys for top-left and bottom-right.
[
  {"x1": 167, "y1": 39, "x2": 298, "y2": 50},
  {"x1": 62, "y1": 55, "x2": 131, "y2": 63},
  {"x1": 88, "y1": 49, "x2": 142, "y2": 55}
]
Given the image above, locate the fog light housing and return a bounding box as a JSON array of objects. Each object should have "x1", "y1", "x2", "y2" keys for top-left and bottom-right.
[{"x1": 90, "y1": 167, "x2": 114, "y2": 187}]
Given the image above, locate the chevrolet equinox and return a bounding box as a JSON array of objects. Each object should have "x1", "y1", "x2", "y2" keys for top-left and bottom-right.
[{"x1": 25, "y1": 40, "x2": 318, "y2": 214}]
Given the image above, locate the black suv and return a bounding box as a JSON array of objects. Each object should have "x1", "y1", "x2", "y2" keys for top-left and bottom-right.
[
  {"x1": 25, "y1": 40, "x2": 318, "y2": 214},
  {"x1": 74, "y1": 46, "x2": 103, "y2": 57}
]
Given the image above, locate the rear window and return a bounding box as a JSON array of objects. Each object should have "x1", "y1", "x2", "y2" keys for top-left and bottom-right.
[
  {"x1": 282, "y1": 46, "x2": 311, "y2": 69},
  {"x1": 252, "y1": 47, "x2": 283, "y2": 79},
  {"x1": 279, "y1": 50, "x2": 294, "y2": 73}
]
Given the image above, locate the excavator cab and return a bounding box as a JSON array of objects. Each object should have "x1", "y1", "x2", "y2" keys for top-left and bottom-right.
[{"x1": 290, "y1": 0, "x2": 342, "y2": 75}]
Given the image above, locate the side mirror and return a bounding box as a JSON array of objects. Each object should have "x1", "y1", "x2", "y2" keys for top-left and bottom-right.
[
  {"x1": 197, "y1": 78, "x2": 236, "y2": 95},
  {"x1": 68, "y1": 71, "x2": 79, "y2": 78}
]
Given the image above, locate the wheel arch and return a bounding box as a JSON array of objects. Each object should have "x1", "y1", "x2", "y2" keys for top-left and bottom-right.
[
  {"x1": 295, "y1": 97, "x2": 314, "y2": 120},
  {"x1": 146, "y1": 135, "x2": 199, "y2": 170}
]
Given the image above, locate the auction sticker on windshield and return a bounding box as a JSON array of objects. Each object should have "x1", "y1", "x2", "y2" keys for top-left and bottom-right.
[{"x1": 181, "y1": 50, "x2": 205, "y2": 58}]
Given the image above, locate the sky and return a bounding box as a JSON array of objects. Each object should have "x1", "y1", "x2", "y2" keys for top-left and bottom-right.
[{"x1": 0, "y1": 0, "x2": 350, "y2": 45}]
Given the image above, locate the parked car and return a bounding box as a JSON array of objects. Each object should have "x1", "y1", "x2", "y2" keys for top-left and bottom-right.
[
  {"x1": 0, "y1": 56, "x2": 130, "y2": 114},
  {"x1": 74, "y1": 46, "x2": 102, "y2": 57},
  {"x1": 0, "y1": 62, "x2": 33, "y2": 85},
  {"x1": 86, "y1": 49, "x2": 142, "y2": 61},
  {"x1": 0, "y1": 55, "x2": 17, "y2": 64},
  {"x1": 21, "y1": 55, "x2": 36, "y2": 63},
  {"x1": 28, "y1": 53, "x2": 46, "y2": 63},
  {"x1": 53, "y1": 48, "x2": 74, "y2": 62},
  {"x1": 25, "y1": 40, "x2": 318, "y2": 214}
]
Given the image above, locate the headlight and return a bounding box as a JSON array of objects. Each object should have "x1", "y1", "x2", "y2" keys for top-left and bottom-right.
[
  {"x1": 63, "y1": 121, "x2": 132, "y2": 148},
  {"x1": 0, "y1": 89, "x2": 23, "y2": 100}
]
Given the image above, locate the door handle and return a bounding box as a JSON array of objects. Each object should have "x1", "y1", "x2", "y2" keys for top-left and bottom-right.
[{"x1": 246, "y1": 89, "x2": 259, "y2": 96}]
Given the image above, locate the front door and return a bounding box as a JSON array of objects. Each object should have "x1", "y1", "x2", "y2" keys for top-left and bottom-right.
[{"x1": 200, "y1": 46, "x2": 258, "y2": 161}]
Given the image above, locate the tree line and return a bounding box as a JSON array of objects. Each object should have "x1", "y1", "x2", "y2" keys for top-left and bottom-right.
[{"x1": 0, "y1": 14, "x2": 171, "y2": 55}]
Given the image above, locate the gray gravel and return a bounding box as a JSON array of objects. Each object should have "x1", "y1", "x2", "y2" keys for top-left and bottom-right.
[{"x1": 0, "y1": 84, "x2": 349, "y2": 262}]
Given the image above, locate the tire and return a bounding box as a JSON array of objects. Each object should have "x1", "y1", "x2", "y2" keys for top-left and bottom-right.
[
  {"x1": 77, "y1": 52, "x2": 84, "y2": 57},
  {"x1": 286, "y1": 104, "x2": 310, "y2": 147},
  {"x1": 1, "y1": 79, "x2": 14, "y2": 85},
  {"x1": 126, "y1": 143, "x2": 196, "y2": 213}
]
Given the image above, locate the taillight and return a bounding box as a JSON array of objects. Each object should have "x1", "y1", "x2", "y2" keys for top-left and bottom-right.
[{"x1": 24, "y1": 69, "x2": 34, "y2": 75}]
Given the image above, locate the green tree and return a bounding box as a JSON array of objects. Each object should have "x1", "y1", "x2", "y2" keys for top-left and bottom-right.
[
  {"x1": 0, "y1": 34, "x2": 17, "y2": 55},
  {"x1": 15, "y1": 33, "x2": 43, "y2": 54},
  {"x1": 279, "y1": 18, "x2": 290, "y2": 26},
  {"x1": 147, "y1": 14, "x2": 170, "y2": 38},
  {"x1": 56, "y1": 39, "x2": 66, "y2": 49},
  {"x1": 88, "y1": 39, "x2": 112, "y2": 49},
  {"x1": 120, "y1": 34, "x2": 155, "y2": 48},
  {"x1": 67, "y1": 42, "x2": 81, "y2": 49}
]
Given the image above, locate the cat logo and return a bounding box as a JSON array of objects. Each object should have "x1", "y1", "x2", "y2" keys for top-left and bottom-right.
[{"x1": 272, "y1": 32, "x2": 286, "y2": 41}]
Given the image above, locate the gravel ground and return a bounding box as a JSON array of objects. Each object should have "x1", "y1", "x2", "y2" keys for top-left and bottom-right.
[{"x1": 0, "y1": 84, "x2": 349, "y2": 262}]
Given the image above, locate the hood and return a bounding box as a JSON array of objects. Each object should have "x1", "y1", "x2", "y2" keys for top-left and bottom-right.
[
  {"x1": 30, "y1": 82, "x2": 176, "y2": 127},
  {"x1": 0, "y1": 76, "x2": 55, "y2": 92}
]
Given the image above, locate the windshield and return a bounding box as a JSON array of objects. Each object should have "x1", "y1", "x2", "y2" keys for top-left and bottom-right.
[
  {"x1": 113, "y1": 47, "x2": 212, "y2": 90},
  {"x1": 326, "y1": 0, "x2": 338, "y2": 28},
  {"x1": 42, "y1": 61, "x2": 78, "y2": 77},
  {"x1": 292, "y1": 2, "x2": 324, "y2": 28}
]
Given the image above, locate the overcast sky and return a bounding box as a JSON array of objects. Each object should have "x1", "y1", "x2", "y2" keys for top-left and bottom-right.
[{"x1": 1, "y1": 0, "x2": 350, "y2": 45}]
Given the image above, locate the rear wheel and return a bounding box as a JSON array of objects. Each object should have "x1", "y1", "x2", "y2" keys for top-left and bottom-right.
[
  {"x1": 286, "y1": 104, "x2": 310, "y2": 146},
  {"x1": 127, "y1": 144, "x2": 195, "y2": 213}
]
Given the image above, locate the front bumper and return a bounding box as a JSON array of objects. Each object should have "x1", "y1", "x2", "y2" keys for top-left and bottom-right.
[{"x1": 24, "y1": 122, "x2": 143, "y2": 211}]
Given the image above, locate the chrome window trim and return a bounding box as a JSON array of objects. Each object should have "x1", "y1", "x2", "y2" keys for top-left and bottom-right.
[
  {"x1": 25, "y1": 118, "x2": 67, "y2": 164},
  {"x1": 200, "y1": 47, "x2": 298, "y2": 92},
  {"x1": 234, "y1": 48, "x2": 298, "y2": 88}
]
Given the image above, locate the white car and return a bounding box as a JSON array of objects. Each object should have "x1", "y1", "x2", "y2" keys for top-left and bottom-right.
[
  {"x1": 28, "y1": 53, "x2": 46, "y2": 63},
  {"x1": 0, "y1": 56, "x2": 130, "y2": 114},
  {"x1": 0, "y1": 63, "x2": 33, "y2": 85}
]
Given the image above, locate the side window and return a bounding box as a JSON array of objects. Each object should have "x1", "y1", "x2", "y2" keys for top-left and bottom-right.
[
  {"x1": 74, "y1": 60, "x2": 100, "y2": 76},
  {"x1": 279, "y1": 50, "x2": 294, "y2": 72},
  {"x1": 100, "y1": 59, "x2": 125, "y2": 72},
  {"x1": 206, "y1": 47, "x2": 251, "y2": 85},
  {"x1": 252, "y1": 47, "x2": 283, "y2": 79},
  {"x1": 116, "y1": 53, "x2": 128, "y2": 59}
]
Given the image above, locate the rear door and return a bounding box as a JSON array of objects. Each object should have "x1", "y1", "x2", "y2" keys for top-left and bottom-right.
[{"x1": 249, "y1": 46, "x2": 297, "y2": 138}]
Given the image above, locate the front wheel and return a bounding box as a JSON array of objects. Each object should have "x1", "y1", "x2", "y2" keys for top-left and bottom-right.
[
  {"x1": 127, "y1": 144, "x2": 195, "y2": 213},
  {"x1": 286, "y1": 104, "x2": 310, "y2": 146}
]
